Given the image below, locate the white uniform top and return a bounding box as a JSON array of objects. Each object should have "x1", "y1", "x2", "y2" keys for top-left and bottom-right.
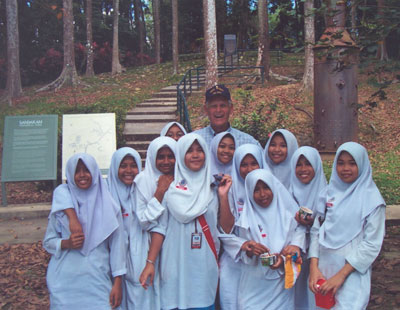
[
  {"x1": 44, "y1": 212, "x2": 126, "y2": 310},
  {"x1": 160, "y1": 192, "x2": 219, "y2": 309}
]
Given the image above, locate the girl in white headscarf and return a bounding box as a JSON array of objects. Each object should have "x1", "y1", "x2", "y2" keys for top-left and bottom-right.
[
  {"x1": 160, "y1": 121, "x2": 187, "y2": 141},
  {"x1": 218, "y1": 143, "x2": 265, "y2": 310},
  {"x1": 234, "y1": 169, "x2": 305, "y2": 309},
  {"x1": 123, "y1": 136, "x2": 176, "y2": 310},
  {"x1": 210, "y1": 132, "x2": 236, "y2": 176},
  {"x1": 264, "y1": 129, "x2": 299, "y2": 189},
  {"x1": 43, "y1": 153, "x2": 126, "y2": 309},
  {"x1": 288, "y1": 146, "x2": 327, "y2": 310},
  {"x1": 107, "y1": 147, "x2": 142, "y2": 237},
  {"x1": 160, "y1": 133, "x2": 220, "y2": 310},
  {"x1": 309, "y1": 142, "x2": 386, "y2": 310}
]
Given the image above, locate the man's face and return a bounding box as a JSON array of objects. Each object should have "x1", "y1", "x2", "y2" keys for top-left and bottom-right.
[{"x1": 204, "y1": 96, "x2": 232, "y2": 132}]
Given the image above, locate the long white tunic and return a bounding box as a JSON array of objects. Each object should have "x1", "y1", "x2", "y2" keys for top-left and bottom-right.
[
  {"x1": 309, "y1": 206, "x2": 385, "y2": 310},
  {"x1": 160, "y1": 193, "x2": 220, "y2": 310},
  {"x1": 43, "y1": 212, "x2": 126, "y2": 310},
  {"x1": 122, "y1": 190, "x2": 167, "y2": 310}
]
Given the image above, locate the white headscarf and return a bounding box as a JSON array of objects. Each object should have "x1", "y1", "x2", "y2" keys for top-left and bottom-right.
[
  {"x1": 237, "y1": 169, "x2": 299, "y2": 254},
  {"x1": 134, "y1": 136, "x2": 176, "y2": 201},
  {"x1": 160, "y1": 122, "x2": 187, "y2": 137},
  {"x1": 55, "y1": 153, "x2": 120, "y2": 256},
  {"x1": 289, "y1": 146, "x2": 327, "y2": 213},
  {"x1": 319, "y1": 142, "x2": 385, "y2": 249},
  {"x1": 264, "y1": 129, "x2": 299, "y2": 189},
  {"x1": 107, "y1": 147, "x2": 142, "y2": 214},
  {"x1": 230, "y1": 144, "x2": 265, "y2": 216},
  {"x1": 210, "y1": 131, "x2": 236, "y2": 176},
  {"x1": 165, "y1": 133, "x2": 213, "y2": 223}
]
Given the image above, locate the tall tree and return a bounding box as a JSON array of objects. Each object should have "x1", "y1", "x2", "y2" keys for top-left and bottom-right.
[
  {"x1": 112, "y1": 0, "x2": 123, "y2": 75},
  {"x1": 85, "y1": 0, "x2": 94, "y2": 77},
  {"x1": 153, "y1": 0, "x2": 161, "y2": 64},
  {"x1": 350, "y1": 0, "x2": 357, "y2": 39},
  {"x1": 172, "y1": 0, "x2": 179, "y2": 74},
  {"x1": 301, "y1": 0, "x2": 315, "y2": 91},
  {"x1": 5, "y1": 0, "x2": 22, "y2": 104},
  {"x1": 37, "y1": 0, "x2": 79, "y2": 92},
  {"x1": 256, "y1": 0, "x2": 270, "y2": 81},
  {"x1": 376, "y1": 0, "x2": 389, "y2": 60},
  {"x1": 203, "y1": 0, "x2": 218, "y2": 88},
  {"x1": 134, "y1": 0, "x2": 145, "y2": 65}
]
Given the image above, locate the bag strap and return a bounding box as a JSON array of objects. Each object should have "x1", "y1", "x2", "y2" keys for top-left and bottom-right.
[{"x1": 198, "y1": 214, "x2": 218, "y2": 262}]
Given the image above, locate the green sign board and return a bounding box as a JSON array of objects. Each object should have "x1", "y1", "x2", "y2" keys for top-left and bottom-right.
[{"x1": 1, "y1": 115, "x2": 58, "y2": 182}]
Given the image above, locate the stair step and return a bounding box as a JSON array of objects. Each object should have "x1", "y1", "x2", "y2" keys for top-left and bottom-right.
[
  {"x1": 127, "y1": 106, "x2": 176, "y2": 115},
  {"x1": 137, "y1": 102, "x2": 176, "y2": 108},
  {"x1": 125, "y1": 114, "x2": 176, "y2": 123},
  {"x1": 126, "y1": 140, "x2": 152, "y2": 150},
  {"x1": 123, "y1": 122, "x2": 169, "y2": 141},
  {"x1": 153, "y1": 91, "x2": 176, "y2": 98}
]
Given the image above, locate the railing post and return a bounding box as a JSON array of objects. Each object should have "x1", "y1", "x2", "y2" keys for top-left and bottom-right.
[
  {"x1": 196, "y1": 67, "x2": 200, "y2": 89},
  {"x1": 261, "y1": 67, "x2": 265, "y2": 84},
  {"x1": 189, "y1": 70, "x2": 192, "y2": 94},
  {"x1": 183, "y1": 76, "x2": 187, "y2": 97}
]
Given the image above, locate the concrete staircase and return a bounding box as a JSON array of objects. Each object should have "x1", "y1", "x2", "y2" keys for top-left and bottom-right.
[{"x1": 123, "y1": 82, "x2": 204, "y2": 165}]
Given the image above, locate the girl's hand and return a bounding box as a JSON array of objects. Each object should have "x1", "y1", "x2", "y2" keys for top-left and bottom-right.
[
  {"x1": 270, "y1": 254, "x2": 283, "y2": 270},
  {"x1": 154, "y1": 175, "x2": 174, "y2": 202},
  {"x1": 241, "y1": 240, "x2": 269, "y2": 257},
  {"x1": 281, "y1": 245, "x2": 302, "y2": 264},
  {"x1": 109, "y1": 277, "x2": 122, "y2": 308},
  {"x1": 62, "y1": 232, "x2": 85, "y2": 249},
  {"x1": 295, "y1": 211, "x2": 314, "y2": 226},
  {"x1": 139, "y1": 262, "x2": 155, "y2": 290},
  {"x1": 309, "y1": 259, "x2": 325, "y2": 294},
  {"x1": 319, "y1": 273, "x2": 346, "y2": 296},
  {"x1": 218, "y1": 174, "x2": 232, "y2": 197}
]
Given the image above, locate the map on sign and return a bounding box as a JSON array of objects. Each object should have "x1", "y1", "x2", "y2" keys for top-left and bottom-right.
[{"x1": 62, "y1": 113, "x2": 116, "y2": 180}]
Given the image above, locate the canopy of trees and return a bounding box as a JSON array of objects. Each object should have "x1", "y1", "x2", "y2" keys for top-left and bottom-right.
[{"x1": 0, "y1": 0, "x2": 399, "y2": 88}]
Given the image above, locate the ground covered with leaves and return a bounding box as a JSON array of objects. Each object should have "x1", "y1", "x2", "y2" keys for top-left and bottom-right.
[{"x1": 0, "y1": 227, "x2": 398, "y2": 309}]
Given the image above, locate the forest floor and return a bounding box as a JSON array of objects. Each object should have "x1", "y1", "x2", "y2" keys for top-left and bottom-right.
[{"x1": 0, "y1": 53, "x2": 399, "y2": 309}]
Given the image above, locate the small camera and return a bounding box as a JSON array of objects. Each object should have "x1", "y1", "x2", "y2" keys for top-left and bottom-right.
[{"x1": 211, "y1": 174, "x2": 224, "y2": 188}]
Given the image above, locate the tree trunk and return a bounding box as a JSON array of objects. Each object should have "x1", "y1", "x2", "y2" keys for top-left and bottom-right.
[
  {"x1": 5, "y1": 0, "x2": 23, "y2": 104},
  {"x1": 85, "y1": 0, "x2": 95, "y2": 77},
  {"x1": 301, "y1": 0, "x2": 314, "y2": 92},
  {"x1": 376, "y1": 0, "x2": 388, "y2": 61},
  {"x1": 203, "y1": 0, "x2": 218, "y2": 89},
  {"x1": 112, "y1": 0, "x2": 123, "y2": 75},
  {"x1": 135, "y1": 0, "x2": 145, "y2": 65},
  {"x1": 256, "y1": 0, "x2": 270, "y2": 81},
  {"x1": 36, "y1": 0, "x2": 79, "y2": 92},
  {"x1": 153, "y1": 0, "x2": 160, "y2": 64},
  {"x1": 172, "y1": 0, "x2": 179, "y2": 75},
  {"x1": 350, "y1": 0, "x2": 357, "y2": 40}
]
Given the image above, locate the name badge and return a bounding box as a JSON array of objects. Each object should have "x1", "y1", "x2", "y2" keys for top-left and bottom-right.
[{"x1": 191, "y1": 232, "x2": 202, "y2": 249}]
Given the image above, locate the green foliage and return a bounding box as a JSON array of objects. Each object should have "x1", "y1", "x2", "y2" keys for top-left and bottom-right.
[{"x1": 231, "y1": 92, "x2": 289, "y2": 147}]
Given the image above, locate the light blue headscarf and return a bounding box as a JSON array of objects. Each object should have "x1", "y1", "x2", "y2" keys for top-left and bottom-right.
[
  {"x1": 237, "y1": 169, "x2": 299, "y2": 254},
  {"x1": 165, "y1": 133, "x2": 213, "y2": 223},
  {"x1": 160, "y1": 122, "x2": 187, "y2": 137},
  {"x1": 319, "y1": 142, "x2": 385, "y2": 249},
  {"x1": 289, "y1": 146, "x2": 327, "y2": 213},
  {"x1": 230, "y1": 144, "x2": 265, "y2": 218},
  {"x1": 54, "y1": 153, "x2": 121, "y2": 256},
  {"x1": 210, "y1": 131, "x2": 236, "y2": 176},
  {"x1": 134, "y1": 136, "x2": 176, "y2": 202},
  {"x1": 107, "y1": 147, "x2": 142, "y2": 215},
  {"x1": 264, "y1": 129, "x2": 298, "y2": 189}
]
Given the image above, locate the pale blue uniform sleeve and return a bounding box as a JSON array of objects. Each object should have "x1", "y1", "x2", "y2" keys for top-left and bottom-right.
[
  {"x1": 290, "y1": 223, "x2": 307, "y2": 252},
  {"x1": 108, "y1": 213, "x2": 127, "y2": 278},
  {"x1": 150, "y1": 207, "x2": 168, "y2": 236},
  {"x1": 219, "y1": 229, "x2": 248, "y2": 261},
  {"x1": 345, "y1": 205, "x2": 386, "y2": 274},
  {"x1": 43, "y1": 213, "x2": 69, "y2": 259},
  {"x1": 308, "y1": 213, "x2": 321, "y2": 259},
  {"x1": 134, "y1": 187, "x2": 166, "y2": 231}
]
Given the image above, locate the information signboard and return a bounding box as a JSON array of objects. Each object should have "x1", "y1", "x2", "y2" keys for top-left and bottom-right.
[
  {"x1": 62, "y1": 113, "x2": 116, "y2": 180},
  {"x1": 1, "y1": 115, "x2": 58, "y2": 182}
]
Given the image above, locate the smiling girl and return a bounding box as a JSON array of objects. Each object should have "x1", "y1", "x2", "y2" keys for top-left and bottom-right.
[
  {"x1": 264, "y1": 129, "x2": 299, "y2": 189},
  {"x1": 160, "y1": 133, "x2": 221, "y2": 310},
  {"x1": 44, "y1": 153, "x2": 126, "y2": 309},
  {"x1": 210, "y1": 132, "x2": 236, "y2": 176},
  {"x1": 309, "y1": 142, "x2": 386, "y2": 309},
  {"x1": 234, "y1": 169, "x2": 305, "y2": 309}
]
